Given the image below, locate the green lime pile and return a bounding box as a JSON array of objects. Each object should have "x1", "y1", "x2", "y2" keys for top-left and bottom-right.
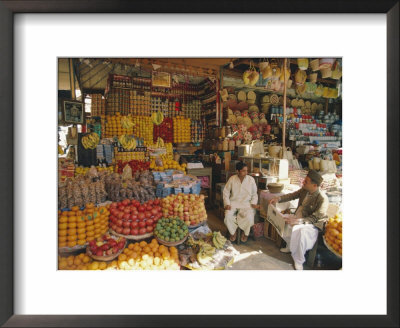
[{"x1": 154, "y1": 217, "x2": 188, "y2": 242}]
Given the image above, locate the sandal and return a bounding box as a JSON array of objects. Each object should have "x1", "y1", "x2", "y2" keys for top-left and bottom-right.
[
  {"x1": 241, "y1": 232, "x2": 248, "y2": 243},
  {"x1": 229, "y1": 231, "x2": 237, "y2": 242}
]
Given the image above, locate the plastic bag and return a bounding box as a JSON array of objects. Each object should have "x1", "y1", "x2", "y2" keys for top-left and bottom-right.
[
  {"x1": 87, "y1": 165, "x2": 99, "y2": 179},
  {"x1": 121, "y1": 164, "x2": 133, "y2": 180}
]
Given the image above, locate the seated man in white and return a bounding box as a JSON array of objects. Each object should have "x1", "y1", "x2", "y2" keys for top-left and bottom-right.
[
  {"x1": 223, "y1": 162, "x2": 259, "y2": 243},
  {"x1": 269, "y1": 170, "x2": 329, "y2": 270}
]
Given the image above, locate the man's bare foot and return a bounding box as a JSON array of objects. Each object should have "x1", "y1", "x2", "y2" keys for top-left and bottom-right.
[{"x1": 229, "y1": 230, "x2": 237, "y2": 242}]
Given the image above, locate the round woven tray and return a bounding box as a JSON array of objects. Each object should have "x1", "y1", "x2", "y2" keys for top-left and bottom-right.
[
  {"x1": 86, "y1": 240, "x2": 127, "y2": 262},
  {"x1": 323, "y1": 236, "x2": 342, "y2": 258},
  {"x1": 155, "y1": 232, "x2": 189, "y2": 247},
  {"x1": 109, "y1": 228, "x2": 154, "y2": 241}
]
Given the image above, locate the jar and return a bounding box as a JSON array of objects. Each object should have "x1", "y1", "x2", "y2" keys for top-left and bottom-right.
[
  {"x1": 222, "y1": 138, "x2": 229, "y2": 151},
  {"x1": 229, "y1": 139, "x2": 235, "y2": 151}
]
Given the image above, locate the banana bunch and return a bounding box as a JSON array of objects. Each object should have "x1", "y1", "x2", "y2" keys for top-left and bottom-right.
[
  {"x1": 121, "y1": 116, "x2": 135, "y2": 129},
  {"x1": 197, "y1": 244, "x2": 216, "y2": 266},
  {"x1": 212, "y1": 231, "x2": 227, "y2": 249},
  {"x1": 155, "y1": 137, "x2": 165, "y2": 148},
  {"x1": 81, "y1": 132, "x2": 100, "y2": 149},
  {"x1": 151, "y1": 110, "x2": 164, "y2": 125},
  {"x1": 118, "y1": 134, "x2": 137, "y2": 150}
]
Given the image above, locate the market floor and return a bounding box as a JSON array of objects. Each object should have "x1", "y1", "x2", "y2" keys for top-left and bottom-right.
[{"x1": 206, "y1": 208, "x2": 300, "y2": 270}]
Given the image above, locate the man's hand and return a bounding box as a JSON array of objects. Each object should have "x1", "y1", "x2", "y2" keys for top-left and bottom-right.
[
  {"x1": 251, "y1": 204, "x2": 260, "y2": 209},
  {"x1": 224, "y1": 205, "x2": 231, "y2": 210},
  {"x1": 268, "y1": 197, "x2": 280, "y2": 206}
]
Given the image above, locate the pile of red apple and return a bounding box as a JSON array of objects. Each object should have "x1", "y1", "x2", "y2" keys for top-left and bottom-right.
[
  {"x1": 161, "y1": 193, "x2": 207, "y2": 227},
  {"x1": 108, "y1": 198, "x2": 163, "y2": 236},
  {"x1": 88, "y1": 234, "x2": 126, "y2": 257}
]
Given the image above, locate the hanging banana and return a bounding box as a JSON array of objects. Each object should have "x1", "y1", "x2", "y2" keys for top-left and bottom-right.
[
  {"x1": 151, "y1": 110, "x2": 164, "y2": 125},
  {"x1": 118, "y1": 134, "x2": 137, "y2": 150},
  {"x1": 81, "y1": 132, "x2": 100, "y2": 150}
]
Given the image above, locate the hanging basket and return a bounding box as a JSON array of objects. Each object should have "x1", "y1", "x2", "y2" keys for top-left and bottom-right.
[
  {"x1": 319, "y1": 58, "x2": 335, "y2": 70},
  {"x1": 308, "y1": 72, "x2": 318, "y2": 83},
  {"x1": 331, "y1": 61, "x2": 342, "y2": 80},
  {"x1": 310, "y1": 59, "x2": 320, "y2": 71},
  {"x1": 295, "y1": 69, "x2": 307, "y2": 85},
  {"x1": 297, "y1": 58, "x2": 309, "y2": 70},
  {"x1": 321, "y1": 68, "x2": 332, "y2": 79}
]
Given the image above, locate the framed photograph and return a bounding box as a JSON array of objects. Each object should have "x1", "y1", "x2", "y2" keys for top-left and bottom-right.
[
  {"x1": 1, "y1": 1, "x2": 398, "y2": 328},
  {"x1": 62, "y1": 100, "x2": 85, "y2": 124},
  {"x1": 152, "y1": 71, "x2": 171, "y2": 88}
]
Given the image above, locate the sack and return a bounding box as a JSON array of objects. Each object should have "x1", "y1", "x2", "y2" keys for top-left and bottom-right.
[
  {"x1": 281, "y1": 147, "x2": 293, "y2": 160},
  {"x1": 121, "y1": 164, "x2": 133, "y2": 180}
]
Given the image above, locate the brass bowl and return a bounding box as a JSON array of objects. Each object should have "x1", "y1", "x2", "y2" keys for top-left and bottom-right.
[{"x1": 267, "y1": 183, "x2": 284, "y2": 193}]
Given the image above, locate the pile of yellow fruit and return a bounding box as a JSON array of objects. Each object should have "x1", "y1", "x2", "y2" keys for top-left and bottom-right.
[
  {"x1": 75, "y1": 166, "x2": 114, "y2": 177},
  {"x1": 324, "y1": 213, "x2": 342, "y2": 256},
  {"x1": 58, "y1": 239, "x2": 180, "y2": 270},
  {"x1": 104, "y1": 113, "x2": 134, "y2": 138},
  {"x1": 150, "y1": 158, "x2": 186, "y2": 172},
  {"x1": 116, "y1": 239, "x2": 180, "y2": 270},
  {"x1": 173, "y1": 117, "x2": 191, "y2": 143},
  {"x1": 58, "y1": 204, "x2": 110, "y2": 248},
  {"x1": 114, "y1": 149, "x2": 145, "y2": 162},
  {"x1": 132, "y1": 115, "x2": 153, "y2": 145}
]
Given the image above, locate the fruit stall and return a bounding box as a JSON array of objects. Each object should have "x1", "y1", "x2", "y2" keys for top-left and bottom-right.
[{"x1": 58, "y1": 57, "x2": 343, "y2": 270}]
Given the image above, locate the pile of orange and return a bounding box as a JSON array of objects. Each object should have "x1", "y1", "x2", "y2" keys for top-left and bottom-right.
[
  {"x1": 116, "y1": 239, "x2": 180, "y2": 270},
  {"x1": 324, "y1": 213, "x2": 342, "y2": 256},
  {"x1": 58, "y1": 203, "x2": 110, "y2": 249},
  {"x1": 58, "y1": 253, "x2": 93, "y2": 270}
]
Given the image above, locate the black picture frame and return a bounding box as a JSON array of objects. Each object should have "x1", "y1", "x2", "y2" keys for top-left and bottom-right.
[
  {"x1": 62, "y1": 99, "x2": 85, "y2": 125},
  {"x1": 0, "y1": 1, "x2": 398, "y2": 327}
]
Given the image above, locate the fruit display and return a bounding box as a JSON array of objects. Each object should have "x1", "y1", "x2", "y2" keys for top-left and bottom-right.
[
  {"x1": 87, "y1": 233, "x2": 126, "y2": 260},
  {"x1": 212, "y1": 231, "x2": 227, "y2": 249},
  {"x1": 154, "y1": 217, "x2": 189, "y2": 245},
  {"x1": 58, "y1": 204, "x2": 110, "y2": 249},
  {"x1": 108, "y1": 198, "x2": 163, "y2": 237},
  {"x1": 151, "y1": 110, "x2": 164, "y2": 125},
  {"x1": 180, "y1": 231, "x2": 238, "y2": 270},
  {"x1": 161, "y1": 193, "x2": 207, "y2": 227},
  {"x1": 324, "y1": 213, "x2": 342, "y2": 256},
  {"x1": 81, "y1": 132, "x2": 100, "y2": 149},
  {"x1": 153, "y1": 117, "x2": 173, "y2": 143},
  {"x1": 115, "y1": 160, "x2": 150, "y2": 175},
  {"x1": 114, "y1": 149, "x2": 145, "y2": 162},
  {"x1": 104, "y1": 171, "x2": 156, "y2": 203},
  {"x1": 104, "y1": 113, "x2": 134, "y2": 138},
  {"x1": 118, "y1": 134, "x2": 137, "y2": 150},
  {"x1": 75, "y1": 165, "x2": 114, "y2": 177},
  {"x1": 58, "y1": 239, "x2": 180, "y2": 270},
  {"x1": 150, "y1": 158, "x2": 186, "y2": 172},
  {"x1": 115, "y1": 239, "x2": 180, "y2": 270},
  {"x1": 132, "y1": 115, "x2": 153, "y2": 145},
  {"x1": 173, "y1": 116, "x2": 191, "y2": 143},
  {"x1": 58, "y1": 174, "x2": 108, "y2": 209}
]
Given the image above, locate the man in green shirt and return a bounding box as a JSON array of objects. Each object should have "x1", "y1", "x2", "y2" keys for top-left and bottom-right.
[{"x1": 269, "y1": 170, "x2": 329, "y2": 270}]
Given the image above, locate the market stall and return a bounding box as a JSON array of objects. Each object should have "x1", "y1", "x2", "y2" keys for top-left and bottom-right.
[{"x1": 58, "y1": 57, "x2": 343, "y2": 270}]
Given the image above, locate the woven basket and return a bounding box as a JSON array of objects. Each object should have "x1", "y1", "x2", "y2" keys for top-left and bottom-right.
[
  {"x1": 319, "y1": 58, "x2": 335, "y2": 69},
  {"x1": 297, "y1": 58, "x2": 309, "y2": 70},
  {"x1": 321, "y1": 68, "x2": 332, "y2": 79},
  {"x1": 308, "y1": 73, "x2": 318, "y2": 83},
  {"x1": 287, "y1": 79, "x2": 293, "y2": 88},
  {"x1": 267, "y1": 183, "x2": 284, "y2": 193},
  {"x1": 310, "y1": 59, "x2": 320, "y2": 71}
]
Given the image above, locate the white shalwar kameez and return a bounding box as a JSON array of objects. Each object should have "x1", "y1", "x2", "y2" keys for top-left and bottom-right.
[
  {"x1": 282, "y1": 195, "x2": 319, "y2": 265},
  {"x1": 223, "y1": 175, "x2": 258, "y2": 236}
]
